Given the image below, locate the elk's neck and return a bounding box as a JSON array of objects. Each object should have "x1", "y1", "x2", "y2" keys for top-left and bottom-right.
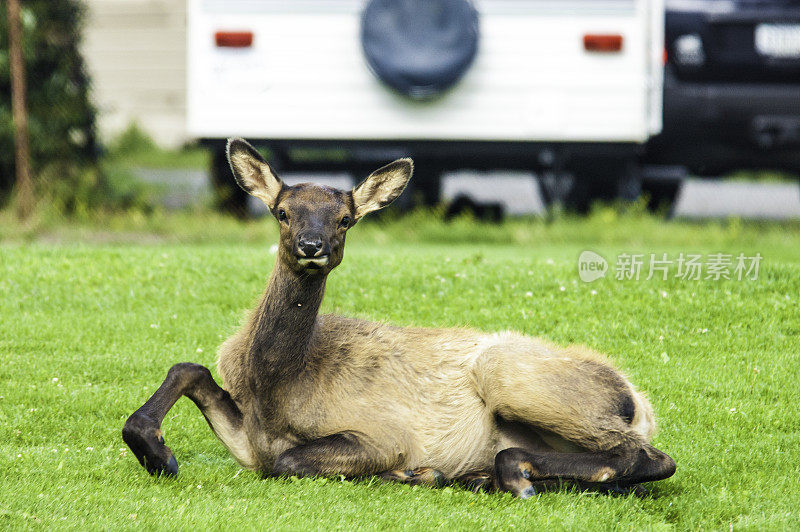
[{"x1": 249, "y1": 259, "x2": 327, "y2": 378}]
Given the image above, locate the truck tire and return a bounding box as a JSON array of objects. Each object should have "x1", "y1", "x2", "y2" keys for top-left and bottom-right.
[
  {"x1": 642, "y1": 180, "x2": 682, "y2": 213},
  {"x1": 565, "y1": 159, "x2": 642, "y2": 213},
  {"x1": 409, "y1": 160, "x2": 443, "y2": 206},
  {"x1": 210, "y1": 145, "x2": 248, "y2": 217}
]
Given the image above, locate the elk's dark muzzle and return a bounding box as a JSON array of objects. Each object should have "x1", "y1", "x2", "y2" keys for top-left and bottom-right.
[
  {"x1": 295, "y1": 234, "x2": 331, "y2": 270},
  {"x1": 297, "y1": 235, "x2": 327, "y2": 257}
]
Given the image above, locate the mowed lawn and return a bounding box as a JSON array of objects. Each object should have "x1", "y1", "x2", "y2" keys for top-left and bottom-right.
[{"x1": 2, "y1": 216, "x2": 800, "y2": 530}]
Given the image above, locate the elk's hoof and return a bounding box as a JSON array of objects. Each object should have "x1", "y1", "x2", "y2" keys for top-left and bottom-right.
[
  {"x1": 379, "y1": 467, "x2": 446, "y2": 488},
  {"x1": 122, "y1": 413, "x2": 179, "y2": 476},
  {"x1": 165, "y1": 455, "x2": 179, "y2": 476},
  {"x1": 454, "y1": 472, "x2": 494, "y2": 493},
  {"x1": 495, "y1": 448, "x2": 543, "y2": 499},
  {"x1": 409, "y1": 468, "x2": 445, "y2": 488}
]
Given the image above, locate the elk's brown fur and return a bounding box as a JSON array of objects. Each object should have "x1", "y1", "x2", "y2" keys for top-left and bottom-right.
[{"x1": 122, "y1": 138, "x2": 675, "y2": 497}]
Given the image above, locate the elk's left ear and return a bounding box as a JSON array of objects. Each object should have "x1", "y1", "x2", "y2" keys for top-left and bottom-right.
[
  {"x1": 351, "y1": 158, "x2": 414, "y2": 220},
  {"x1": 227, "y1": 137, "x2": 283, "y2": 209}
]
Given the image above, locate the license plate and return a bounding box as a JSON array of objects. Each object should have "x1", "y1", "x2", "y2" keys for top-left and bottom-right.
[{"x1": 755, "y1": 24, "x2": 800, "y2": 58}]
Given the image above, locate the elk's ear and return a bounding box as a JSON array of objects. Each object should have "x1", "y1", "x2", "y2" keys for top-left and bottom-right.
[
  {"x1": 227, "y1": 138, "x2": 283, "y2": 209},
  {"x1": 351, "y1": 158, "x2": 413, "y2": 220}
]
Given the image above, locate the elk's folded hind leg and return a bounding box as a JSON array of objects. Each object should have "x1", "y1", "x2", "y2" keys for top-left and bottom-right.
[
  {"x1": 494, "y1": 446, "x2": 676, "y2": 498},
  {"x1": 122, "y1": 362, "x2": 252, "y2": 476},
  {"x1": 495, "y1": 447, "x2": 624, "y2": 498}
]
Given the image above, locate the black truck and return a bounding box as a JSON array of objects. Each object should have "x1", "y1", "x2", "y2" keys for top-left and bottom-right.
[{"x1": 646, "y1": 0, "x2": 800, "y2": 194}]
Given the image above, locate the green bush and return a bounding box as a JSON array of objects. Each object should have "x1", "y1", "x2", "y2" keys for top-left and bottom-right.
[{"x1": 0, "y1": 0, "x2": 97, "y2": 207}]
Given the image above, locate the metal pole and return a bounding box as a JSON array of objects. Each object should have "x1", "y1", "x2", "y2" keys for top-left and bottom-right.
[{"x1": 7, "y1": 0, "x2": 34, "y2": 220}]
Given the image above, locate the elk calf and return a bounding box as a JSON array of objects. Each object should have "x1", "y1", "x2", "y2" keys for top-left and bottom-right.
[{"x1": 122, "y1": 138, "x2": 675, "y2": 497}]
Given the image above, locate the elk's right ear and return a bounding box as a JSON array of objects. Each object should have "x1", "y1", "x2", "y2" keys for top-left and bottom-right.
[{"x1": 227, "y1": 138, "x2": 283, "y2": 209}]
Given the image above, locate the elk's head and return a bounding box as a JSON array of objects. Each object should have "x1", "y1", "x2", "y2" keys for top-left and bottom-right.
[{"x1": 227, "y1": 138, "x2": 413, "y2": 275}]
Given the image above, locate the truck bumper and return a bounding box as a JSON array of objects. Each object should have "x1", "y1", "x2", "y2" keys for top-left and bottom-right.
[
  {"x1": 647, "y1": 70, "x2": 800, "y2": 174},
  {"x1": 201, "y1": 138, "x2": 643, "y2": 173}
]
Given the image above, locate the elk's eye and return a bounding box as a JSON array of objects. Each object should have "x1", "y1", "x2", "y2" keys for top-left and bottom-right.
[
  {"x1": 340, "y1": 215, "x2": 351, "y2": 228},
  {"x1": 277, "y1": 209, "x2": 288, "y2": 222}
]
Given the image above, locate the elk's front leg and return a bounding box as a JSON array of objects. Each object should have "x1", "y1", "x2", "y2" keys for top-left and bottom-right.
[
  {"x1": 272, "y1": 432, "x2": 401, "y2": 479},
  {"x1": 122, "y1": 362, "x2": 252, "y2": 476}
]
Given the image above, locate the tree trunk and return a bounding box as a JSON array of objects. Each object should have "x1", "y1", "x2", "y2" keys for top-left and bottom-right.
[{"x1": 7, "y1": 0, "x2": 34, "y2": 220}]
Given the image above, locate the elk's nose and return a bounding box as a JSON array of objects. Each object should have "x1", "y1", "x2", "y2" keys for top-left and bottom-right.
[{"x1": 297, "y1": 236, "x2": 325, "y2": 257}]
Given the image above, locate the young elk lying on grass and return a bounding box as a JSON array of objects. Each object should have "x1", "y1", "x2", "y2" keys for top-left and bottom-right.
[{"x1": 122, "y1": 138, "x2": 676, "y2": 497}]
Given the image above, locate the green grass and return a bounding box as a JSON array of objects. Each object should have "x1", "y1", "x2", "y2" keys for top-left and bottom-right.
[
  {"x1": 104, "y1": 123, "x2": 210, "y2": 171},
  {"x1": 2, "y1": 214, "x2": 800, "y2": 530}
]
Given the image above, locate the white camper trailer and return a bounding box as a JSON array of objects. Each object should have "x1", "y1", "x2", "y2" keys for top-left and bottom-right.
[{"x1": 187, "y1": 0, "x2": 665, "y2": 209}]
